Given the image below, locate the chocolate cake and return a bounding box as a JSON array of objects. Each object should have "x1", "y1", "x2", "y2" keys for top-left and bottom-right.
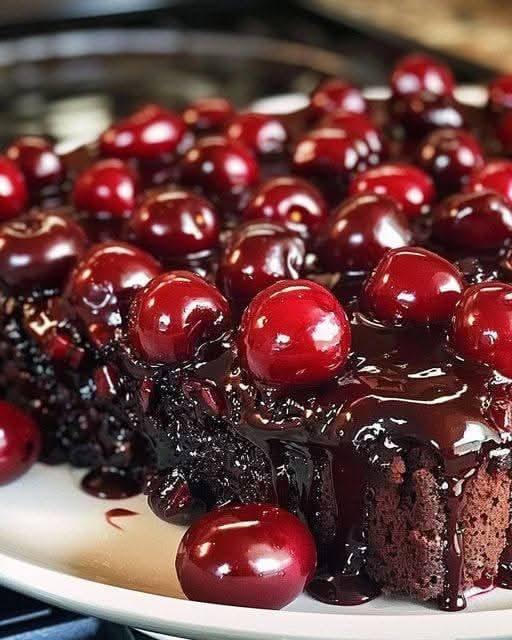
[{"x1": 2, "y1": 53, "x2": 512, "y2": 611}]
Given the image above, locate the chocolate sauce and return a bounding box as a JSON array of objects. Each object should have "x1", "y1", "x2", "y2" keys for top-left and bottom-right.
[
  {"x1": 180, "y1": 309, "x2": 512, "y2": 610},
  {"x1": 105, "y1": 507, "x2": 139, "y2": 530},
  {"x1": 81, "y1": 467, "x2": 142, "y2": 499}
]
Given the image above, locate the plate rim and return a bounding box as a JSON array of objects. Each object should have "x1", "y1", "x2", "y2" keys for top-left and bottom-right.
[{"x1": 1, "y1": 540, "x2": 512, "y2": 640}]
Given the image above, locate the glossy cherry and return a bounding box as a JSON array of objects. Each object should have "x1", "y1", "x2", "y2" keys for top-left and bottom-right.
[
  {"x1": 362, "y1": 247, "x2": 464, "y2": 325},
  {"x1": 487, "y1": 75, "x2": 512, "y2": 116},
  {"x1": 317, "y1": 194, "x2": 412, "y2": 272},
  {"x1": 0, "y1": 210, "x2": 88, "y2": 293},
  {"x1": 432, "y1": 191, "x2": 512, "y2": 250},
  {"x1": 129, "y1": 189, "x2": 220, "y2": 260},
  {"x1": 6, "y1": 136, "x2": 65, "y2": 193},
  {"x1": 390, "y1": 53, "x2": 454, "y2": 97},
  {"x1": 417, "y1": 128, "x2": 484, "y2": 194},
  {"x1": 72, "y1": 159, "x2": 138, "y2": 219},
  {"x1": 99, "y1": 104, "x2": 186, "y2": 159},
  {"x1": 292, "y1": 128, "x2": 370, "y2": 202},
  {"x1": 128, "y1": 271, "x2": 230, "y2": 364},
  {"x1": 180, "y1": 136, "x2": 259, "y2": 199},
  {"x1": 349, "y1": 163, "x2": 435, "y2": 218},
  {"x1": 309, "y1": 78, "x2": 367, "y2": 121},
  {"x1": 226, "y1": 112, "x2": 289, "y2": 156},
  {"x1": 182, "y1": 97, "x2": 235, "y2": 132},
  {"x1": 239, "y1": 279, "x2": 351, "y2": 387},
  {"x1": 67, "y1": 242, "x2": 161, "y2": 344},
  {"x1": 243, "y1": 176, "x2": 328, "y2": 238},
  {"x1": 175, "y1": 503, "x2": 317, "y2": 609},
  {"x1": 495, "y1": 111, "x2": 512, "y2": 153},
  {"x1": 451, "y1": 282, "x2": 512, "y2": 378},
  {"x1": 0, "y1": 401, "x2": 41, "y2": 485},
  {"x1": 321, "y1": 110, "x2": 385, "y2": 155},
  {"x1": 466, "y1": 160, "x2": 512, "y2": 204},
  {"x1": 390, "y1": 92, "x2": 465, "y2": 138},
  {"x1": 0, "y1": 156, "x2": 28, "y2": 220},
  {"x1": 218, "y1": 221, "x2": 306, "y2": 306}
]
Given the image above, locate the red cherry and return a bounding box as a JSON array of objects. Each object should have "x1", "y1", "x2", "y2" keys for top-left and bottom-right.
[
  {"x1": 362, "y1": 247, "x2": 464, "y2": 325},
  {"x1": 175, "y1": 503, "x2": 317, "y2": 609},
  {"x1": 129, "y1": 189, "x2": 220, "y2": 261},
  {"x1": 292, "y1": 128, "x2": 370, "y2": 202},
  {"x1": 0, "y1": 156, "x2": 28, "y2": 220},
  {"x1": 467, "y1": 160, "x2": 512, "y2": 204},
  {"x1": 226, "y1": 112, "x2": 289, "y2": 156},
  {"x1": 182, "y1": 97, "x2": 235, "y2": 132},
  {"x1": 128, "y1": 271, "x2": 230, "y2": 364},
  {"x1": 73, "y1": 159, "x2": 138, "y2": 219},
  {"x1": 0, "y1": 401, "x2": 41, "y2": 485},
  {"x1": 317, "y1": 194, "x2": 412, "y2": 273},
  {"x1": 349, "y1": 163, "x2": 435, "y2": 219},
  {"x1": 180, "y1": 136, "x2": 259, "y2": 199},
  {"x1": 390, "y1": 53, "x2": 454, "y2": 97},
  {"x1": 432, "y1": 191, "x2": 512, "y2": 250},
  {"x1": 488, "y1": 75, "x2": 512, "y2": 115},
  {"x1": 0, "y1": 210, "x2": 88, "y2": 293},
  {"x1": 452, "y1": 282, "x2": 512, "y2": 377},
  {"x1": 417, "y1": 128, "x2": 484, "y2": 194},
  {"x1": 6, "y1": 136, "x2": 65, "y2": 193},
  {"x1": 218, "y1": 221, "x2": 305, "y2": 306},
  {"x1": 390, "y1": 92, "x2": 465, "y2": 138},
  {"x1": 309, "y1": 78, "x2": 367, "y2": 121},
  {"x1": 321, "y1": 110, "x2": 386, "y2": 156},
  {"x1": 67, "y1": 242, "x2": 161, "y2": 344},
  {"x1": 495, "y1": 111, "x2": 512, "y2": 153},
  {"x1": 243, "y1": 176, "x2": 328, "y2": 238},
  {"x1": 239, "y1": 280, "x2": 351, "y2": 387},
  {"x1": 99, "y1": 104, "x2": 186, "y2": 159}
]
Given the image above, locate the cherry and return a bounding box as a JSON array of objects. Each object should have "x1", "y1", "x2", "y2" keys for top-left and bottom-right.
[
  {"x1": 417, "y1": 128, "x2": 484, "y2": 194},
  {"x1": 226, "y1": 112, "x2": 289, "y2": 156},
  {"x1": 495, "y1": 111, "x2": 512, "y2": 153},
  {"x1": 218, "y1": 221, "x2": 306, "y2": 306},
  {"x1": 390, "y1": 53, "x2": 454, "y2": 97},
  {"x1": 180, "y1": 136, "x2": 259, "y2": 200},
  {"x1": 362, "y1": 247, "x2": 464, "y2": 325},
  {"x1": 0, "y1": 156, "x2": 28, "y2": 220},
  {"x1": 0, "y1": 401, "x2": 41, "y2": 485},
  {"x1": 432, "y1": 191, "x2": 512, "y2": 250},
  {"x1": 72, "y1": 159, "x2": 138, "y2": 219},
  {"x1": 390, "y1": 92, "x2": 465, "y2": 138},
  {"x1": 239, "y1": 279, "x2": 351, "y2": 387},
  {"x1": 292, "y1": 128, "x2": 370, "y2": 202},
  {"x1": 243, "y1": 176, "x2": 328, "y2": 238},
  {"x1": 99, "y1": 104, "x2": 186, "y2": 159},
  {"x1": 175, "y1": 503, "x2": 317, "y2": 609},
  {"x1": 321, "y1": 110, "x2": 385, "y2": 156},
  {"x1": 67, "y1": 241, "x2": 161, "y2": 345},
  {"x1": 466, "y1": 160, "x2": 512, "y2": 204},
  {"x1": 488, "y1": 75, "x2": 512, "y2": 116},
  {"x1": 128, "y1": 271, "x2": 230, "y2": 364},
  {"x1": 0, "y1": 210, "x2": 88, "y2": 293},
  {"x1": 309, "y1": 78, "x2": 367, "y2": 121},
  {"x1": 349, "y1": 163, "x2": 435, "y2": 218},
  {"x1": 451, "y1": 282, "x2": 512, "y2": 378},
  {"x1": 129, "y1": 189, "x2": 220, "y2": 261},
  {"x1": 6, "y1": 136, "x2": 65, "y2": 193},
  {"x1": 182, "y1": 97, "x2": 235, "y2": 132},
  {"x1": 317, "y1": 194, "x2": 412, "y2": 273}
]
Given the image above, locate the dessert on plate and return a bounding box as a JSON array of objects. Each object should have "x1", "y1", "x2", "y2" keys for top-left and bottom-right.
[{"x1": 2, "y1": 52, "x2": 512, "y2": 611}]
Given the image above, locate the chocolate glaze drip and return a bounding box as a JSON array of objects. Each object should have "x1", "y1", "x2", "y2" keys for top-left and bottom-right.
[
  {"x1": 81, "y1": 466, "x2": 142, "y2": 499},
  {"x1": 105, "y1": 507, "x2": 139, "y2": 530}
]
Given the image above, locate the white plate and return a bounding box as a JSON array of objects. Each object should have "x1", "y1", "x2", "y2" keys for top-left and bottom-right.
[{"x1": 1, "y1": 464, "x2": 512, "y2": 640}]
